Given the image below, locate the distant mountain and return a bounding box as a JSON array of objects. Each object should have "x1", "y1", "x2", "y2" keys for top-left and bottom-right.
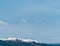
[{"x1": 0, "y1": 37, "x2": 47, "y2": 46}]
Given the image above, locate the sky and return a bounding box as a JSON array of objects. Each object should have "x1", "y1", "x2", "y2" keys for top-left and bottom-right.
[{"x1": 0, "y1": 0, "x2": 60, "y2": 43}]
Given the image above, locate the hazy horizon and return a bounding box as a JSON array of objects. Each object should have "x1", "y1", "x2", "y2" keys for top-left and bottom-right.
[{"x1": 0, "y1": 0, "x2": 59, "y2": 43}]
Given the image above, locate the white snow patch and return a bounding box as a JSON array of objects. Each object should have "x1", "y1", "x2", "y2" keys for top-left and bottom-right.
[{"x1": 0, "y1": 37, "x2": 39, "y2": 43}]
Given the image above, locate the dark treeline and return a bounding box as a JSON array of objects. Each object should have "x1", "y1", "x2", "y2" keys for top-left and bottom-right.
[
  {"x1": 0, "y1": 39, "x2": 60, "y2": 46},
  {"x1": 0, "y1": 40, "x2": 47, "y2": 46}
]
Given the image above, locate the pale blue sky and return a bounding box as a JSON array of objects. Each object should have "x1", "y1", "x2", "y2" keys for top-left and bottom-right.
[{"x1": 0, "y1": 0, "x2": 60, "y2": 43}]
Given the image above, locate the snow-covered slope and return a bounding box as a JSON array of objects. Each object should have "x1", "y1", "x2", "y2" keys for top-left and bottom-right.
[
  {"x1": 0, "y1": 37, "x2": 39, "y2": 43},
  {"x1": 0, "y1": 37, "x2": 47, "y2": 46}
]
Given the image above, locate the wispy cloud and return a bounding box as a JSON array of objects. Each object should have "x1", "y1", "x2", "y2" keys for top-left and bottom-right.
[
  {"x1": 0, "y1": 21, "x2": 8, "y2": 25},
  {"x1": 20, "y1": 17, "x2": 29, "y2": 24},
  {"x1": 56, "y1": 9, "x2": 60, "y2": 14},
  {"x1": 31, "y1": 6, "x2": 55, "y2": 14}
]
